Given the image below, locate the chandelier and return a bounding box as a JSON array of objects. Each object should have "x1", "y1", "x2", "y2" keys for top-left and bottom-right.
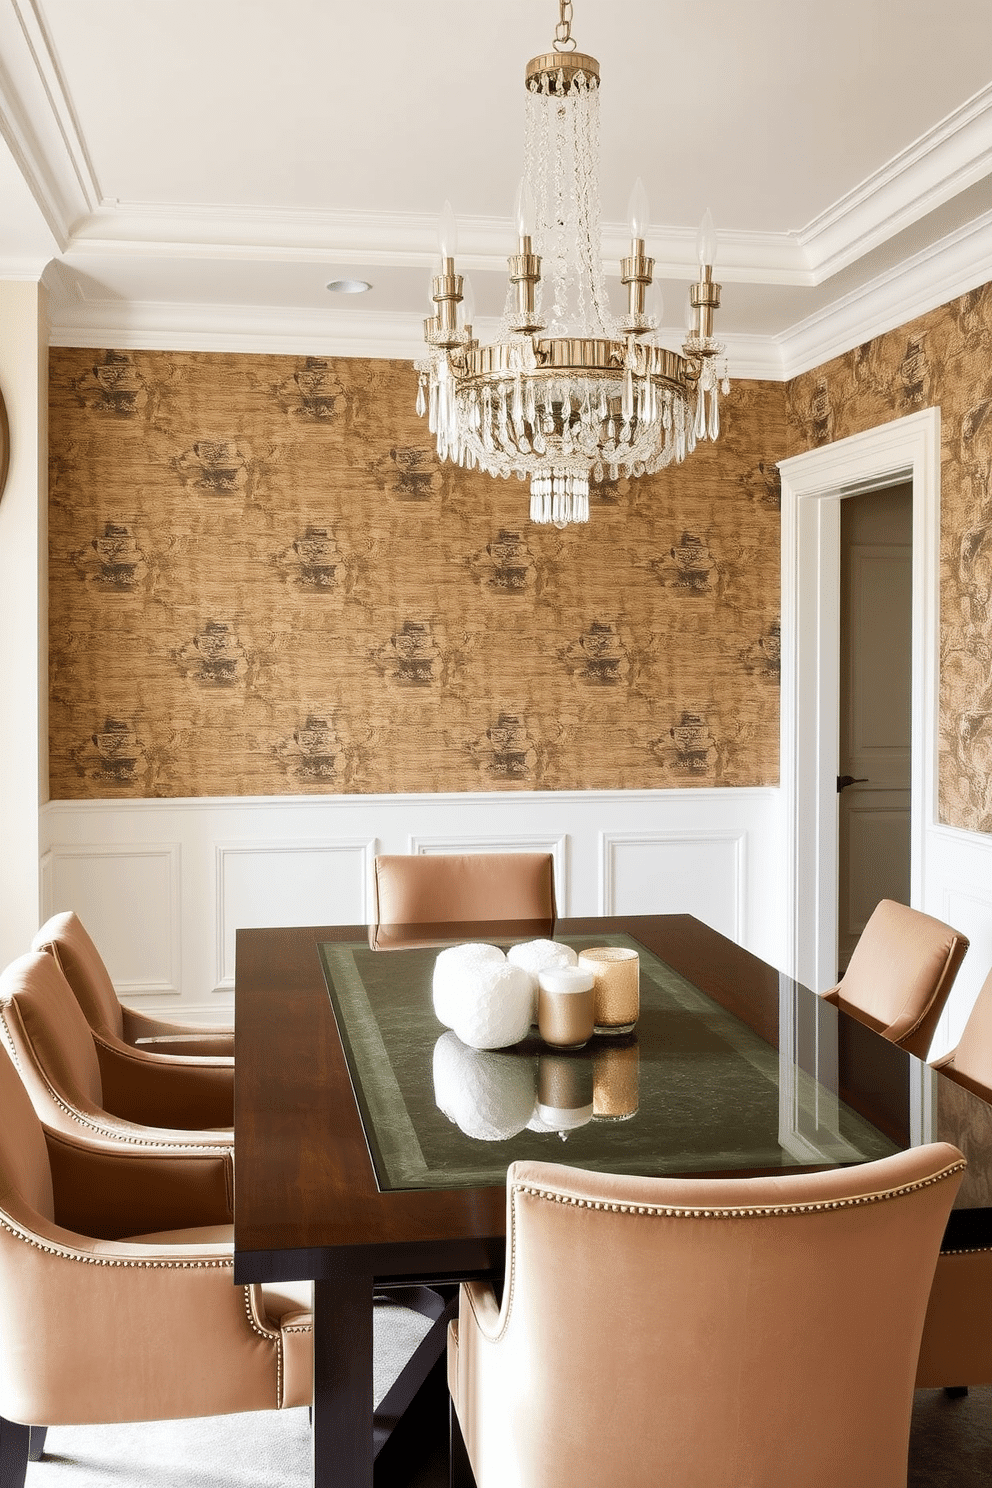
[{"x1": 415, "y1": 0, "x2": 729, "y2": 528}]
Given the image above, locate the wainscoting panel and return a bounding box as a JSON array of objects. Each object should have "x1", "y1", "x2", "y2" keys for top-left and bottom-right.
[
  {"x1": 215, "y1": 839, "x2": 375, "y2": 988},
  {"x1": 39, "y1": 789, "x2": 783, "y2": 1021},
  {"x1": 39, "y1": 843, "x2": 180, "y2": 997},
  {"x1": 602, "y1": 831, "x2": 744, "y2": 940}
]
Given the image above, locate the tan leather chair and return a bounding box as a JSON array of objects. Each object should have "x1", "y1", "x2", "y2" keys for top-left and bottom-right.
[
  {"x1": 821, "y1": 898, "x2": 969, "y2": 1059},
  {"x1": 32, "y1": 911, "x2": 234, "y2": 1059},
  {"x1": 929, "y1": 961, "x2": 992, "y2": 1101},
  {"x1": 449, "y1": 1148, "x2": 965, "y2": 1488},
  {"x1": 915, "y1": 965, "x2": 992, "y2": 1390},
  {"x1": 0, "y1": 952, "x2": 233, "y2": 1149},
  {"x1": 0, "y1": 1036, "x2": 310, "y2": 1487},
  {"x1": 372, "y1": 852, "x2": 557, "y2": 926}
]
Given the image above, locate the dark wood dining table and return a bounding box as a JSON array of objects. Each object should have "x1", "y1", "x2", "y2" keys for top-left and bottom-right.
[{"x1": 233, "y1": 914, "x2": 992, "y2": 1488}]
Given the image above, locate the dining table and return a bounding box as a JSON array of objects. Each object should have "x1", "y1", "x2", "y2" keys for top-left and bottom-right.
[{"x1": 233, "y1": 913, "x2": 992, "y2": 1488}]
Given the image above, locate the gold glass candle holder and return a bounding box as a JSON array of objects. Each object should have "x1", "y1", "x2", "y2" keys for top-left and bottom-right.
[
  {"x1": 537, "y1": 966, "x2": 595, "y2": 1049},
  {"x1": 578, "y1": 946, "x2": 639, "y2": 1035},
  {"x1": 592, "y1": 1038, "x2": 640, "y2": 1121}
]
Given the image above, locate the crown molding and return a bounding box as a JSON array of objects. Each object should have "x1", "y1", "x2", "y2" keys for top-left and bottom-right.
[
  {"x1": 777, "y1": 207, "x2": 992, "y2": 380},
  {"x1": 46, "y1": 293, "x2": 788, "y2": 381},
  {"x1": 50, "y1": 209, "x2": 992, "y2": 384},
  {"x1": 0, "y1": 0, "x2": 98, "y2": 246},
  {"x1": 798, "y1": 82, "x2": 992, "y2": 280}
]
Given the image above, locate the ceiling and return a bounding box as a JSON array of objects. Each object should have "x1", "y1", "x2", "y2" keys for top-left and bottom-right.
[{"x1": 0, "y1": 0, "x2": 990, "y2": 378}]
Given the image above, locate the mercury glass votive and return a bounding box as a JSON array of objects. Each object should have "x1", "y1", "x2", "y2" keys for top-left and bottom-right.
[
  {"x1": 592, "y1": 1038, "x2": 640, "y2": 1121},
  {"x1": 578, "y1": 946, "x2": 639, "y2": 1035}
]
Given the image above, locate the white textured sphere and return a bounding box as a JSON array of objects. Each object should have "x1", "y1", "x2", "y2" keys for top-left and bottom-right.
[
  {"x1": 432, "y1": 1032, "x2": 537, "y2": 1140},
  {"x1": 432, "y1": 942, "x2": 506, "y2": 1028},
  {"x1": 506, "y1": 939, "x2": 578, "y2": 1018},
  {"x1": 450, "y1": 961, "x2": 534, "y2": 1050}
]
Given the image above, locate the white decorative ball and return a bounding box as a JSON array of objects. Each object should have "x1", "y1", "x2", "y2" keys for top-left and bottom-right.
[
  {"x1": 432, "y1": 942, "x2": 506, "y2": 1027},
  {"x1": 450, "y1": 961, "x2": 534, "y2": 1050},
  {"x1": 432, "y1": 1032, "x2": 537, "y2": 1141},
  {"x1": 506, "y1": 939, "x2": 579, "y2": 1018}
]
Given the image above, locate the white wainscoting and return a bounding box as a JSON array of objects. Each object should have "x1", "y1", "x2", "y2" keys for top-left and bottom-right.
[
  {"x1": 922, "y1": 822, "x2": 992, "y2": 1059},
  {"x1": 39, "y1": 788, "x2": 784, "y2": 1021}
]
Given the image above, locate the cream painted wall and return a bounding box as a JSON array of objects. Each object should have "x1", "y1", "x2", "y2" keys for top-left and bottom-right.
[{"x1": 0, "y1": 279, "x2": 47, "y2": 966}]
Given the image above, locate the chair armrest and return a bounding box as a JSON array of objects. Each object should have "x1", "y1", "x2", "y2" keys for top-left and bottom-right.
[
  {"x1": 122, "y1": 1004, "x2": 234, "y2": 1057},
  {"x1": 133, "y1": 1032, "x2": 235, "y2": 1059},
  {"x1": 460, "y1": 1280, "x2": 503, "y2": 1342},
  {"x1": 44, "y1": 1125, "x2": 233, "y2": 1236},
  {"x1": 93, "y1": 1035, "x2": 234, "y2": 1129},
  {"x1": 0, "y1": 1220, "x2": 296, "y2": 1425}
]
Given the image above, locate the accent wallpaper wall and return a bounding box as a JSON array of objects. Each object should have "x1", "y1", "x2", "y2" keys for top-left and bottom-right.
[
  {"x1": 48, "y1": 350, "x2": 785, "y2": 799},
  {"x1": 788, "y1": 281, "x2": 992, "y2": 833}
]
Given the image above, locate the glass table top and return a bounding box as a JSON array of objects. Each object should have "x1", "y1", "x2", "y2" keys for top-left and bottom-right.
[{"x1": 318, "y1": 931, "x2": 900, "y2": 1193}]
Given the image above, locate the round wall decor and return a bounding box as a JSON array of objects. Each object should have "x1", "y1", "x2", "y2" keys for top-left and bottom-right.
[{"x1": 0, "y1": 387, "x2": 9, "y2": 502}]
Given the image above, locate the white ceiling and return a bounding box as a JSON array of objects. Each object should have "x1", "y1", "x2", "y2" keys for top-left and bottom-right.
[{"x1": 0, "y1": 0, "x2": 990, "y2": 377}]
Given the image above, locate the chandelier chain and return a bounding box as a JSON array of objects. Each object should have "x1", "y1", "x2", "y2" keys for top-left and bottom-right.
[{"x1": 554, "y1": 0, "x2": 576, "y2": 51}]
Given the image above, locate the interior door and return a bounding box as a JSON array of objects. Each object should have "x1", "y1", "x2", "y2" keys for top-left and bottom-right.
[{"x1": 837, "y1": 483, "x2": 913, "y2": 973}]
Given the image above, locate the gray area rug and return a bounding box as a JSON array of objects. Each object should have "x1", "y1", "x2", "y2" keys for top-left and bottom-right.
[{"x1": 24, "y1": 1376, "x2": 991, "y2": 1487}]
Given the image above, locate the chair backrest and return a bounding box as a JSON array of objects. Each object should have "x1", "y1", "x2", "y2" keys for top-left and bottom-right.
[
  {"x1": 0, "y1": 952, "x2": 105, "y2": 1127},
  {"x1": 828, "y1": 898, "x2": 968, "y2": 1059},
  {"x1": 372, "y1": 852, "x2": 556, "y2": 925},
  {"x1": 463, "y1": 1147, "x2": 964, "y2": 1488},
  {"x1": 0, "y1": 1032, "x2": 55, "y2": 1228},
  {"x1": 31, "y1": 910, "x2": 123, "y2": 1040},
  {"x1": 936, "y1": 963, "x2": 992, "y2": 1100}
]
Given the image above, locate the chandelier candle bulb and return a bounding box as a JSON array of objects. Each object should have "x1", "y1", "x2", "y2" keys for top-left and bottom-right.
[{"x1": 537, "y1": 966, "x2": 596, "y2": 1049}]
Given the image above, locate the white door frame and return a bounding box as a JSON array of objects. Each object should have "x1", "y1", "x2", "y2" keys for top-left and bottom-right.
[{"x1": 778, "y1": 408, "x2": 941, "y2": 991}]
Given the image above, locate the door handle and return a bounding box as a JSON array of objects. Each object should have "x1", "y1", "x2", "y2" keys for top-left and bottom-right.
[{"x1": 837, "y1": 775, "x2": 869, "y2": 792}]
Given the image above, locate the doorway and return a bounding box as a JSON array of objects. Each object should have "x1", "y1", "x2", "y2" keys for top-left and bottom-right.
[
  {"x1": 837, "y1": 482, "x2": 913, "y2": 972},
  {"x1": 778, "y1": 409, "x2": 940, "y2": 992}
]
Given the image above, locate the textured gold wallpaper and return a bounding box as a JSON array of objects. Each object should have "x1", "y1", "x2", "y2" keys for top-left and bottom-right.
[
  {"x1": 788, "y1": 282, "x2": 992, "y2": 832},
  {"x1": 48, "y1": 349, "x2": 785, "y2": 799}
]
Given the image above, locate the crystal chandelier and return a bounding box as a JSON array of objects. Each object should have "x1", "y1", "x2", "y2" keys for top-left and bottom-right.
[{"x1": 415, "y1": 0, "x2": 729, "y2": 528}]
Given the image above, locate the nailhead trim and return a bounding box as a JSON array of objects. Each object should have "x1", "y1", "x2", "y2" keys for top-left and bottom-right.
[
  {"x1": 242, "y1": 1285, "x2": 284, "y2": 1406},
  {"x1": 1, "y1": 1213, "x2": 301, "y2": 1413},
  {"x1": 513, "y1": 1160, "x2": 967, "y2": 1219},
  {"x1": 0, "y1": 1212, "x2": 233, "y2": 1267},
  {"x1": 1, "y1": 1006, "x2": 228, "y2": 1153},
  {"x1": 474, "y1": 1159, "x2": 968, "y2": 1348}
]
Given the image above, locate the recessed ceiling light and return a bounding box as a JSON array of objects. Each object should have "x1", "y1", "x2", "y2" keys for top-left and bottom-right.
[{"x1": 326, "y1": 278, "x2": 372, "y2": 294}]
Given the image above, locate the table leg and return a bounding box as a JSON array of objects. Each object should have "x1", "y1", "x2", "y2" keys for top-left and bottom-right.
[{"x1": 313, "y1": 1269, "x2": 374, "y2": 1488}]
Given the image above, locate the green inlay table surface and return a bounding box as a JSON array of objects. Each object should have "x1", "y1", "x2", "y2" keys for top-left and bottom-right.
[{"x1": 318, "y1": 931, "x2": 898, "y2": 1192}]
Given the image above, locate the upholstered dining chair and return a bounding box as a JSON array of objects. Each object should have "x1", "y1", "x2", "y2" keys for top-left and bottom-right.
[
  {"x1": 32, "y1": 910, "x2": 234, "y2": 1059},
  {"x1": 0, "y1": 1035, "x2": 310, "y2": 1488},
  {"x1": 915, "y1": 964, "x2": 992, "y2": 1391},
  {"x1": 820, "y1": 898, "x2": 969, "y2": 1059},
  {"x1": 0, "y1": 952, "x2": 234, "y2": 1152},
  {"x1": 372, "y1": 852, "x2": 557, "y2": 926},
  {"x1": 448, "y1": 1149, "x2": 965, "y2": 1488}
]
